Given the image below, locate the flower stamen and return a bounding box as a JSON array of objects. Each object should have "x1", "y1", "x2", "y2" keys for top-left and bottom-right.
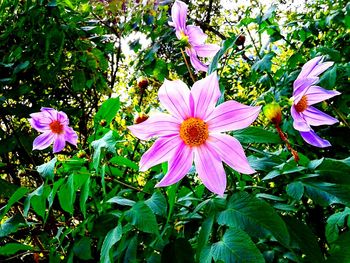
[
  {"x1": 49, "y1": 120, "x2": 64, "y2": 134},
  {"x1": 180, "y1": 118, "x2": 209, "y2": 146},
  {"x1": 295, "y1": 95, "x2": 308, "y2": 113}
]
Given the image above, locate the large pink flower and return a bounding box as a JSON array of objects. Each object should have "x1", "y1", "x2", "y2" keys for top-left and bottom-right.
[
  {"x1": 128, "y1": 72, "x2": 261, "y2": 195},
  {"x1": 170, "y1": 0, "x2": 220, "y2": 72},
  {"x1": 291, "y1": 56, "x2": 340, "y2": 148},
  {"x1": 29, "y1": 107, "x2": 78, "y2": 153}
]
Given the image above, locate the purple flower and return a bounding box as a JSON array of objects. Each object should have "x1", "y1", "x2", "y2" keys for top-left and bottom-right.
[
  {"x1": 170, "y1": 0, "x2": 220, "y2": 72},
  {"x1": 29, "y1": 108, "x2": 78, "y2": 153},
  {"x1": 291, "y1": 56, "x2": 340, "y2": 148},
  {"x1": 128, "y1": 72, "x2": 260, "y2": 195}
]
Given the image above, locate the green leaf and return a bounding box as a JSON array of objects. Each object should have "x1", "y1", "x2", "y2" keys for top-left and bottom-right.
[
  {"x1": 196, "y1": 216, "x2": 214, "y2": 260},
  {"x1": 232, "y1": 127, "x2": 281, "y2": 144},
  {"x1": 125, "y1": 201, "x2": 159, "y2": 234},
  {"x1": 145, "y1": 191, "x2": 167, "y2": 216},
  {"x1": 286, "y1": 181, "x2": 304, "y2": 200},
  {"x1": 326, "y1": 232, "x2": 350, "y2": 263},
  {"x1": 252, "y1": 53, "x2": 274, "y2": 72},
  {"x1": 0, "y1": 187, "x2": 28, "y2": 220},
  {"x1": 91, "y1": 131, "x2": 117, "y2": 170},
  {"x1": 80, "y1": 177, "x2": 90, "y2": 218},
  {"x1": 0, "y1": 178, "x2": 19, "y2": 198},
  {"x1": 36, "y1": 157, "x2": 57, "y2": 180},
  {"x1": 0, "y1": 243, "x2": 33, "y2": 256},
  {"x1": 72, "y1": 70, "x2": 87, "y2": 91},
  {"x1": 94, "y1": 97, "x2": 120, "y2": 126},
  {"x1": 211, "y1": 228, "x2": 264, "y2": 263},
  {"x1": 23, "y1": 184, "x2": 50, "y2": 219},
  {"x1": 107, "y1": 196, "x2": 136, "y2": 206},
  {"x1": 161, "y1": 238, "x2": 195, "y2": 263},
  {"x1": 73, "y1": 237, "x2": 93, "y2": 260},
  {"x1": 217, "y1": 192, "x2": 290, "y2": 246},
  {"x1": 109, "y1": 156, "x2": 138, "y2": 170},
  {"x1": 284, "y1": 217, "x2": 324, "y2": 262},
  {"x1": 326, "y1": 207, "x2": 350, "y2": 243},
  {"x1": 0, "y1": 214, "x2": 26, "y2": 238},
  {"x1": 58, "y1": 174, "x2": 75, "y2": 214},
  {"x1": 13, "y1": 60, "x2": 30, "y2": 74},
  {"x1": 100, "y1": 223, "x2": 123, "y2": 263},
  {"x1": 208, "y1": 36, "x2": 236, "y2": 74}
]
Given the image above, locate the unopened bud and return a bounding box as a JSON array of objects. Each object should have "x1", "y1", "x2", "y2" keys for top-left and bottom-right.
[
  {"x1": 100, "y1": 119, "x2": 107, "y2": 127},
  {"x1": 235, "y1": 35, "x2": 246, "y2": 46},
  {"x1": 77, "y1": 150, "x2": 86, "y2": 158},
  {"x1": 137, "y1": 77, "x2": 149, "y2": 90},
  {"x1": 263, "y1": 102, "x2": 282, "y2": 125},
  {"x1": 135, "y1": 114, "x2": 149, "y2": 124}
]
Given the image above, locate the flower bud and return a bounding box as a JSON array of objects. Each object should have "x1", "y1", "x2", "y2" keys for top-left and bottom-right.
[
  {"x1": 100, "y1": 119, "x2": 107, "y2": 127},
  {"x1": 137, "y1": 77, "x2": 149, "y2": 90},
  {"x1": 263, "y1": 102, "x2": 282, "y2": 125},
  {"x1": 135, "y1": 114, "x2": 149, "y2": 124},
  {"x1": 235, "y1": 35, "x2": 246, "y2": 46},
  {"x1": 77, "y1": 150, "x2": 86, "y2": 158}
]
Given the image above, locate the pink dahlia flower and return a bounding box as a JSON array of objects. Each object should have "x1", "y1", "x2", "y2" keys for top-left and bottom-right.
[
  {"x1": 128, "y1": 72, "x2": 261, "y2": 195},
  {"x1": 291, "y1": 56, "x2": 340, "y2": 148},
  {"x1": 170, "y1": 0, "x2": 220, "y2": 72},
  {"x1": 29, "y1": 107, "x2": 78, "y2": 153}
]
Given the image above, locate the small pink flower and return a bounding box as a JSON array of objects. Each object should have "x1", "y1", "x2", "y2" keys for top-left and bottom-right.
[
  {"x1": 128, "y1": 72, "x2": 261, "y2": 195},
  {"x1": 291, "y1": 56, "x2": 340, "y2": 148},
  {"x1": 29, "y1": 107, "x2": 78, "y2": 153},
  {"x1": 170, "y1": 0, "x2": 220, "y2": 72}
]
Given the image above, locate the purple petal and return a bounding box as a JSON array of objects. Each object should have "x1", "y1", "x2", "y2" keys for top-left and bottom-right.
[
  {"x1": 57, "y1": 111, "x2": 69, "y2": 125},
  {"x1": 29, "y1": 117, "x2": 51, "y2": 132},
  {"x1": 53, "y1": 135, "x2": 66, "y2": 153},
  {"x1": 190, "y1": 72, "x2": 220, "y2": 119},
  {"x1": 206, "y1": 134, "x2": 255, "y2": 174},
  {"x1": 158, "y1": 79, "x2": 191, "y2": 120},
  {"x1": 297, "y1": 56, "x2": 323, "y2": 79},
  {"x1": 171, "y1": 0, "x2": 187, "y2": 33},
  {"x1": 293, "y1": 77, "x2": 318, "y2": 104},
  {"x1": 156, "y1": 142, "x2": 193, "y2": 187},
  {"x1": 302, "y1": 106, "x2": 338, "y2": 126},
  {"x1": 291, "y1": 106, "x2": 310, "y2": 132},
  {"x1": 305, "y1": 86, "x2": 341, "y2": 105},
  {"x1": 33, "y1": 131, "x2": 54, "y2": 151},
  {"x1": 139, "y1": 135, "x2": 182, "y2": 171},
  {"x1": 186, "y1": 25, "x2": 207, "y2": 46},
  {"x1": 206, "y1": 101, "x2": 261, "y2": 133},
  {"x1": 40, "y1": 107, "x2": 58, "y2": 120},
  {"x1": 128, "y1": 113, "x2": 181, "y2": 140},
  {"x1": 64, "y1": 126, "x2": 78, "y2": 146},
  {"x1": 194, "y1": 44, "x2": 220, "y2": 58},
  {"x1": 194, "y1": 144, "x2": 226, "y2": 196},
  {"x1": 187, "y1": 49, "x2": 208, "y2": 72},
  {"x1": 299, "y1": 129, "x2": 331, "y2": 148}
]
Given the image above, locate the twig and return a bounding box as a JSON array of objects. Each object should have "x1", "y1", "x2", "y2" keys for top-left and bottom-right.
[{"x1": 180, "y1": 48, "x2": 196, "y2": 83}]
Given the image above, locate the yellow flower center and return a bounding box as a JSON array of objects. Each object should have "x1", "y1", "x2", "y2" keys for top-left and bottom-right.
[
  {"x1": 295, "y1": 95, "x2": 308, "y2": 113},
  {"x1": 180, "y1": 118, "x2": 209, "y2": 147},
  {"x1": 49, "y1": 120, "x2": 64, "y2": 134},
  {"x1": 179, "y1": 31, "x2": 189, "y2": 46}
]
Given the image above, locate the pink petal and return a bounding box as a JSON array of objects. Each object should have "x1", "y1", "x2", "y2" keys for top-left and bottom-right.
[
  {"x1": 308, "y1": 61, "x2": 333, "y2": 77},
  {"x1": 128, "y1": 113, "x2": 181, "y2": 141},
  {"x1": 297, "y1": 56, "x2": 323, "y2": 79},
  {"x1": 156, "y1": 142, "x2": 193, "y2": 187},
  {"x1": 291, "y1": 106, "x2": 310, "y2": 132},
  {"x1": 64, "y1": 126, "x2": 78, "y2": 146},
  {"x1": 171, "y1": 0, "x2": 187, "y2": 33},
  {"x1": 40, "y1": 107, "x2": 58, "y2": 120},
  {"x1": 53, "y1": 135, "x2": 66, "y2": 153},
  {"x1": 187, "y1": 49, "x2": 208, "y2": 72},
  {"x1": 194, "y1": 144, "x2": 226, "y2": 196},
  {"x1": 299, "y1": 130, "x2": 331, "y2": 148},
  {"x1": 33, "y1": 131, "x2": 54, "y2": 151},
  {"x1": 206, "y1": 134, "x2": 255, "y2": 174},
  {"x1": 139, "y1": 135, "x2": 182, "y2": 171},
  {"x1": 305, "y1": 86, "x2": 341, "y2": 105},
  {"x1": 187, "y1": 25, "x2": 207, "y2": 46},
  {"x1": 158, "y1": 79, "x2": 191, "y2": 120},
  {"x1": 190, "y1": 72, "x2": 220, "y2": 119},
  {"x1": 293, "y1": 77, "x2": 318, "y2": 104},
  {"x1": 194, "y1": 44, "x2": 220, "y2": 58},
  {"x1": 57, "y1": 111, "x2": 69, "y2": 125},
  {"x1": 302, "y1": 106, "x2": 338, "y2": 126},
  {"x1": 206, "y1": 101, "x2": 261, "y2": 133},
  {"x1": 29, "y1": 117, "x2": 51, "y2": 132}
]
